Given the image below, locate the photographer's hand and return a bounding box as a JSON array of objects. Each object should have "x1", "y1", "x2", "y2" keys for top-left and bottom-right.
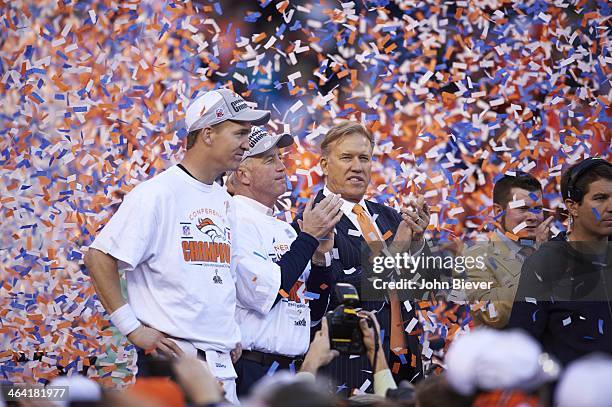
[
  {"x1": 358, "y1": 311, "x2": 388, "y2": 373},
  {"x1": 300, "y1": 318, "x2": 339, "y2": 375}
]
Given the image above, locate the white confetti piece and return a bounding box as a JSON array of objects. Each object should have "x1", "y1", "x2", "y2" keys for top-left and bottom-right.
[
  {"x1": 287, "y1": 71, "x2": 302, "y2": 84},
  {"x1": 487, "y1": 302, "x2": 497, "y2": 318},
  {"x1": 512, "y1": 222, "x2": 528, "y2": 234},
  {"x1": 288, "y1": 100, "x2": 303, "y2": 113},
  {"x1": 448, "y1": 207, "x2": 465, "y2": 217},
  {"x1": 263, "y1": 36, "x2": 277, "y2": 49},
  {"x1": 405, "y1": 317, "x2": 418, "y2": 333},
  {"x1": 347, "y1": 229, "x2": 361, "y2": 237},
  {"x1": 358, "y1": 379, "x2": 371, "y2": 393},
  {"x1": 508, "y1": 199, "x2": 526, "y2": 209},
  {"x1": 562, "y1": 316, "x2": 572, "y2": 326}
]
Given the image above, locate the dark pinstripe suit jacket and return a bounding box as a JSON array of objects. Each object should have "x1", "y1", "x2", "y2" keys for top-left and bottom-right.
[{"x1": 294, "y1": 190, "x2": 425, "y2": 395}]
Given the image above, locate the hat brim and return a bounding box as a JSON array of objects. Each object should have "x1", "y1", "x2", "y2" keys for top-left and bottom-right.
[
  {"x1": 244, "y1": 133, "x2": 294, "y2": 159},
  {"x1": 232, "y1": 109, "x2": 271, "y2": 126}
]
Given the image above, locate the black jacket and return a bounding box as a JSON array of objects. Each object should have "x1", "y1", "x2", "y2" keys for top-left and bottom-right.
[
  {"x1": 293, "y1": 190, "x2": 443, "y2": 390},
  {"x1": 507, "y1": 232, "x2": 612, "y2": 365}
]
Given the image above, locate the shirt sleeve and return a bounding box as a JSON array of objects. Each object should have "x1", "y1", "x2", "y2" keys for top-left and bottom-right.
[
  {"x1": 234, "y1": 218, "x2": 282, "y2": 316},
  {"x1": 89, "y1": 185, "x2": 158, "y2": 271},
  {"x1": 374, "y1": 369, "x2": 398, "y2": 395}
]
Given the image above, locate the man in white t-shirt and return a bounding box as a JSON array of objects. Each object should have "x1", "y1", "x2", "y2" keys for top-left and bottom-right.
[
  {"x1": 226, "y1": 126, "x2": 344, "y2": 397},
  {"x1": 84, "y1": 89, "x2": 270, "y2": 404}
]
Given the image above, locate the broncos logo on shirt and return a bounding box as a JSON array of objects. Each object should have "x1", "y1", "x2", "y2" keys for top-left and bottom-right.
[
  {"x1": 196, "y1": 218, "x2": 226, "y2": 243},
  {"x1": 182, "y1": 217, "x2": 231, "y2": 264}
]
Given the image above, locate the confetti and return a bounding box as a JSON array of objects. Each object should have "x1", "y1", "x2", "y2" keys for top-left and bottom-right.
[
  {"x1": 266, "y1": 361, "x2": 280, "y2": 376},
  {"x1": 405, "y1": 317, "x2": 419, "y2": 334},
  {"x1": 1, "y1": 0, "x2": 608, "y2": 387},
  {"x1": 508, "y1": 200, "x2": 526, "y2": 209}
]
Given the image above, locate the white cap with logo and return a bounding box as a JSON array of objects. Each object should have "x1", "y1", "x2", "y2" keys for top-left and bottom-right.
[
  {"x1": 185, "y1": 89, "x2": 271, "y2": 132},
  {"x1": 243, "y1": 126, "x2": 294, "y2": 159}
]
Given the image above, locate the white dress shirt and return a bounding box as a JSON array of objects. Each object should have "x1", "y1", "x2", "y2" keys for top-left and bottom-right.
[{"x1": 233, "y1": 195, "x2": 312, "y2": 357}]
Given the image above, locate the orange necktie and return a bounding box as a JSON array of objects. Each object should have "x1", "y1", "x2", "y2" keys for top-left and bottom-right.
[{"x1": 352, "y1": 204, "x2": 406, "y2": 353}]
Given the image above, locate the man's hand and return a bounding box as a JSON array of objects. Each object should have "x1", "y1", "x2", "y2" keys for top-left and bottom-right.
[
  {"x1": 391, "y1": 195, "x2": 429, "y2": 254},
  {"x1": 300, "y1": 318, "x2": 339, "y2": 375},
  {"x1": 299, "y1": 194, "x2": 344, "y2": 239},
  {"x1": 358, "y1": 311, "x2": 387, "y2": 372},
  {"x1": 127, "y1": 325, "x2": 184, "y2": 358},
  {"x1": 173, "y1": 357, "x2": 223, "y2": 405},
  {"x1": 534, "y1": 216, "x2": 554, "y2": 243},
  {"x1": 230, "y1": 342, "x2": 242, "y2": 363}
]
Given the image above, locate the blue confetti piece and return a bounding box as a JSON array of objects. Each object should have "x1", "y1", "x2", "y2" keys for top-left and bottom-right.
[
  {"x1": 289, "y1": 20, "x2": 302, "y2": 31},
  {"x1": 303, "y1": 291, "x2": 320, "y2": 300},
  {"x1": 592, "y1": 207, "x2": 601, "y2": 220},
  {"x1": 532, "y1": 309, "x2": 539, "y2": 322},
  {"x1": 599, "y1": 319, "x2": 604, "y2": 335},
  {"x1": 244, "y1": 12, "x2": 261, "y2": 23},
  {"x1": 158, "y1": 23, "x2": 170, "y2": 39},
  {"x1": 289, "y1": 361, "x2": 296, "y2": 374},
  {"x1": 31, "y1": 92, "x2": 44, "y2": 103},
  {"x1": 213, "y1": 3, "x2": 222, "y2": 15},
  {"x1": 24, "y1": 45, "x2": 34, "y2": 59},
  {"x1": 266, "y1": 361, "x2": 279, "y2": 376},
  {"x1": 529, "y1": 192, "x2": 539, "y2": 202},
  {"x1": 398, "y1": 353, "x2": 407, "y2": 365},
  {"x1": 253, "y1": 251, "x2": 267, "y2": 260}
]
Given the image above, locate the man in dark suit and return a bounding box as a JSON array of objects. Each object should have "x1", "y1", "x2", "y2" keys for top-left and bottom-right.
[{"x1": 294, "y1": 121, "x2": 433, "y2": 395}]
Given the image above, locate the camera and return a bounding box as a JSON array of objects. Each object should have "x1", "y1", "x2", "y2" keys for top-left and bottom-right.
[{"x1": 326, "y1": 283, "x2": 372, "y2": 354}]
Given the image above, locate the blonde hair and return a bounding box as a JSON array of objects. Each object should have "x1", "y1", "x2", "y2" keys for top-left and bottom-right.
[{"x1": 320, "y1": 121, "x2": 374, "y2": 156}]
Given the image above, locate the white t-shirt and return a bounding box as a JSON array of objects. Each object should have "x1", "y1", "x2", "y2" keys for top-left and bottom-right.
[
  {"x1": 233, "y1": 195, "x2": 311, "y2": 357},
  {"x1": 90, "y1": 165, "x2": 240, "y2": 353}
]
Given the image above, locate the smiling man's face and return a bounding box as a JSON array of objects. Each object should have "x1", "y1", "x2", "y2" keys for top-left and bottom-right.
[{"x1": 321, "y1": 132, "x2": 373, "y2": 203}]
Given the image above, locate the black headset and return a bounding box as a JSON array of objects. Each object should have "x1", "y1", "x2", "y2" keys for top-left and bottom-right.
[{"x1": 565, "y1": 157, "x2": 612, "y2": 201}]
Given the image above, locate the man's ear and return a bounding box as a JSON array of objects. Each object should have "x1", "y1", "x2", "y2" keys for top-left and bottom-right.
[
  {"x1": 236, "y1": 166, "x2": 251, "y2": 186},
  {"x1": 320, "y1": 155, "x2": 329, "y2": 178},
  {"x1": 564, "y1": 198, "x2": 579, "y2": 217},
  {"x1": 492, "y1": 203, "x2": 505, "y2": 218},
  {"x1": 201, "y1": 127, "x2": 214, "y2": 146}
]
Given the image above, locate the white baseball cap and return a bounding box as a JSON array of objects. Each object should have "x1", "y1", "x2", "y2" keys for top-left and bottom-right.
[
  {"x1": 555, "y1": 354, "x2": 612, "y2": 407},
  {"x1": 185, "y1": 89, "x2": 270, "y2": 132},
  {"x1": 50, "y1": 375, "x2": 102, "y2": 406},
  {"x1": 445, "y1": 329, "x2": 559, "y2": 396},
  {"x1": 243, "y1": 126, "x2": 294, "y2": 159}
]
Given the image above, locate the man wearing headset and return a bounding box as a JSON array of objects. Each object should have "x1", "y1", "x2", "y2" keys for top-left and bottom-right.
[{"x1": 508, "y1": 157, "x2": 612, "y2": 365}]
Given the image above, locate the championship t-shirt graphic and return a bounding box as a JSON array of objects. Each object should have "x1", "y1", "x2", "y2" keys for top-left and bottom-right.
[{"x1": 181, "y1": 208, "x2": 232, "y2": 271}]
